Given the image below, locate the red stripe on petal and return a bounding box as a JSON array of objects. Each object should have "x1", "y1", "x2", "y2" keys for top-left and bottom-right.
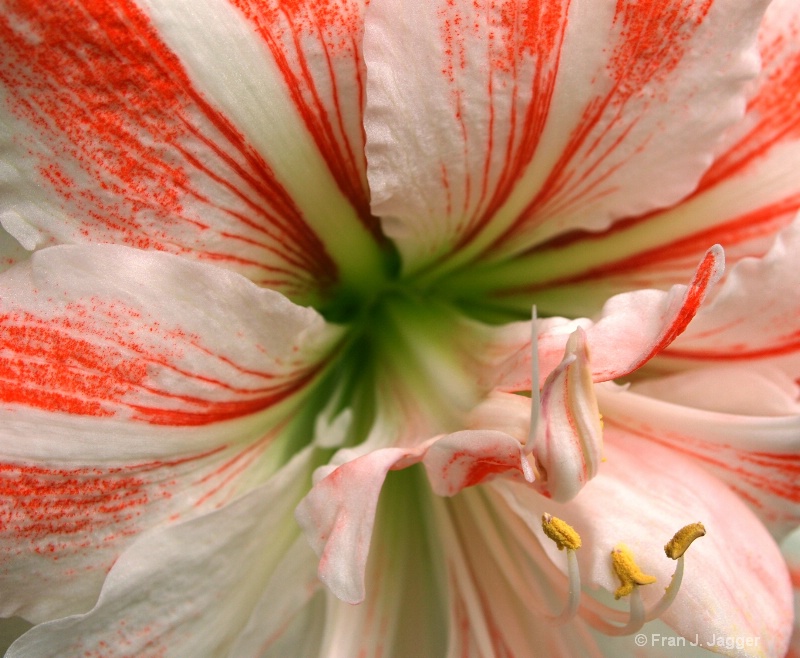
[
  {"x1": 490, "y1": 0, "x2": 717, "y2": 250},
  {"x1": 0, "y1": 1, "x2": 338, "y2": 295},
  {"x1": 229, "y1": 0, "x2": 378, "y2": 238},
  {"x1": 0, "y1": 302, "x2": 321, "y2": 426}
]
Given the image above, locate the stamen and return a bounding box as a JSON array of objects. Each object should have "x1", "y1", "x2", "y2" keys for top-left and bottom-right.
[
  {"x1": 646, "y1": 522, "x2": 706, "y2": 620},
  {"x1": 611, "y1": 544, "x2": 656, "y2": 600},
  {"x1": 574, "y1": 523, "x2": 707, "y2": 636},
  {"x1": 541, "y1": 513, "x2": 581, "y2": 624},
  {"x1": 664, "y1": 522, "x2": 705, "y2": 559},
  {"x1": 541, "y1": 513, "x2": 581, "y2": 551},
  {"x1": 524, "y1": 306, "x2": 540, "y2": 456}
]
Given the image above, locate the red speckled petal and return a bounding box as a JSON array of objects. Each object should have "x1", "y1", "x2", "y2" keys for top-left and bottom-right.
[
  {"x1": 597, "y1": 383, "x2": 800, "y2": 540},
  {"x1": 496, "y1": 0, "x2": 800, "y2": 318},
  {"x1": 0, "y1": 245, "x2": 338, "y2": 621},
  {"x1": 660, "y1": 216, "x2": 800, "y2": 377},
  {"x1": 364, "y1": 0, "x2": 767, "y2": 275},
  {"x1": 0, "y1": 0, "x2": 384, "y2": 304},
  {"x1": 494, "y1": 246, "x2": 724, "y2": 392},
  {"x1": 498, "y1": 436, "x2": 794, "y2": 657},
  {"x1": 6, "y1": 449, "x2": 319, "y2": 657}
]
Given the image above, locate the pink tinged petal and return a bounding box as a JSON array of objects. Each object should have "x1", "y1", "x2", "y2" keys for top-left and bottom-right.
[
  {"x1": 297, "y1": 429, "x2": 534, "y2": 605},
  {"x1": 422, "y1": 430, "x2": 530, "y2": 498},
  {"x1": 0, "y1": 0, "x2": 383, "y2": 303},
  {"x1": 295, "y1": 445, "x2": 430, "y2": 605},
  {"x1": 6, "y1": 449, "x2": 318, "y2": 658},
  {"x1": 494, "y1": 247, "x2": 724, "y2": 392},
  {"x1": 782, "y1": 528, "x2": 800, "y2": 658},
  {"x1": 662, "y1": 216, "x2": 800, "y2": 375},
  {"x1": 534, "y1": 328, "x2": 603, "y2": 502},
  {"x1": 500, "y1": 436, "x2": 794, "y2": 657},
  {"x1": 598, "y1": 384, "x2": 800, "y2": 540},
  {"x1": 631, "y1": 365, "x2": 800, "y2": 417},
  {"x1": 0, "y1": 245, "x2": 338, "y2": 621},
  {"x1": 364, "y1": 0, "x2": 767, "y2": 276}
]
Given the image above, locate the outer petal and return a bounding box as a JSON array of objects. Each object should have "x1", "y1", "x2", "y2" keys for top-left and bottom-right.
[
  {"x1": 487, "y1": 0, "x2": 800, "y2": 317},
  {"x1": 0, "y1": 0, "x2": 385, "y2": 303},
  {"x1": 498, "y1": 435, "x2": 794, "y2": 658},
  {"x1": 493, "y1": 247, "x2": 723, "y2": 391},
  {"x1": 0, "y1": 245, "x2": 339, "y2": 621},
  {"x1": 597, "y1": 383, "x2": 800, "y2": 539},
  {"x1": 6, "y1": 449, "x2": 318, "y2": 658},
  {"x1": 364, "y1": 0, "x2": 766, "y2": 275}
]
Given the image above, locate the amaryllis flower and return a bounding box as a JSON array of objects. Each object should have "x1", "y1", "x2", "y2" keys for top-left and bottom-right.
[{"x1": 0, "y1": 0, "x2": 799, "y2": 656}]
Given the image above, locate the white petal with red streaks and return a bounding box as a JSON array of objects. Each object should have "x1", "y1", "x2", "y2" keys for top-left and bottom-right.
[
  {"x1": 0, "y1": 244, "x2": 338, "y2": 621},
  {"x1": 364, "y1": 0, "x2": 767, "y2": 275},
  {"x1": 0, "y1": 0, "x2": 384, "y2": 303},
  {"x1": 498, "y1": 436, "x2": 794, "y2": 658},
  {"x1": 485, "y1": 0, "x2": 800, "y2": 317},
  {"x1": 6, "y1": 449, "x2": 318, "y2": 658},
  {"x1": 662, "y1": 216, "x2": 800, "y2": 375},
  {"x1": 493, "y1": 247, "x2": 724, "y2": 392},
  {"x1": 598, "y1": 384, "x2": 800, "y2": 539}
]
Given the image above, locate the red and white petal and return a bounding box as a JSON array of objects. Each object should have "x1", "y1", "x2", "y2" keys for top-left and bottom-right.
[
  {"x1": 499, "y1": 435, "x2": 794, "y2": 657},
  {"x1": 494, "y1": 247, "x2": 724, "y2": 392},
  {"x1": 491, "y1": 0, "x2": 800, "y2": 318},
  {"x1": 364, "y1": 0, "x2": 767, "y2": 276},
  {"x1": 0, "y1": 0, "x2": 384, "y2": 303},
  {"x1": 598, "y1": 384, "x2": 800, "y2": 539},
  {"x1": 0, "y1": 245, "x2": 339, "y2": 621},
  {"x1": 534, "y1": 328, "x2": 603, "y2": 502},
  {"x1": 6, "y1": 449, "x2": 318, "y2": 658},
  {"x1": 660, "y1": 216, "x2": 800, "y2": 376}
]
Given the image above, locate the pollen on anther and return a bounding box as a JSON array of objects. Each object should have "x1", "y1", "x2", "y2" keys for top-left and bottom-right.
[
  {"x1": 542, "y1": 513, "x2": 581, "y2": 551},
  {"x1": 611, "y1": 544, "x2": 656, "y2": 599},
  {"x1": 664, "y1": 522, "x2": 706, "y2": 559}
]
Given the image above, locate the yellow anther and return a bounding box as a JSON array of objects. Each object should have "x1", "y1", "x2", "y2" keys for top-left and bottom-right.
[
  {"x1": 542, "y1": 513, "x2": 582, "y2": 551},
  {"x1": 611, "y1": 545, "x2": 656, "y2": 600},
  {"x1": 664, "y1": 522, "x2": 706, "y2": 559}
]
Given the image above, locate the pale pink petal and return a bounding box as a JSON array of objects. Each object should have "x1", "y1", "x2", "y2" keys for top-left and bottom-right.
[
  {"x1": 597, "y1": 384, "x2": 800, "y2": 539},
  {"x1": 0, "y1": 0, "x2": 384, "y2": 304},
  {"x1": 630, "y1": 365, "x2": 800, "y2": 416},
  {"x1": 498, "y1": 435, "x2": 794, "y2": 657},
  {"x1": 487, "y1": 0, "x2": 800, "y2": 319},
  {"x1": 364, "y1": 0, "x2": 767, "y2": 275},
  {"x1": 0, "y1": 245, "x2": 338, "y2": 621},
  {"x1": 295, "y1": 444, "x2": 431, "y2": 605},
  {"x1": 782, "y1": 528, "x2": 800, "y2": 658},
  {"x1": 534, "y1": 328, "x2": 603, "y2": 502},
  {"x1": 6, "y1": 449, "x2": 318, "y2": 658},
  {"x1": 661, "y1": 216, "x2": 800, "y2": 377},
  {"x1": 494, "y1": 247, "x2": 724, "y2": 391}
]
